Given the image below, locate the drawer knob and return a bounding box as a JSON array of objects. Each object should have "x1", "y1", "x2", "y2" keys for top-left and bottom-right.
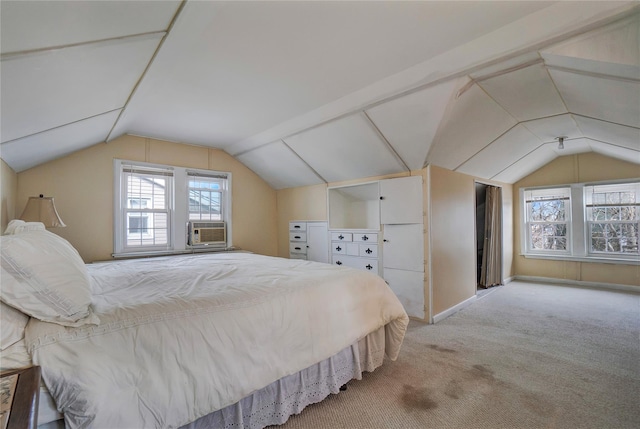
[
  {"x1": 365, "y1": 248, "x2": 372, "y2": 254},
  {"x1": 338, "y1": 234, "x2": 344, "y2": 240},
  {"x1": 336, "y1": 246, "x2": 342, "y2": 252},
  {"x1": 336, "y1": 261, "x2": 342, "y2": 265},
  {"x1": 366, "y1": 264, "x2": 373, "y2": 270},
  {"x1": 362, "y1": 235, "x2": 369, "y2": 241}
]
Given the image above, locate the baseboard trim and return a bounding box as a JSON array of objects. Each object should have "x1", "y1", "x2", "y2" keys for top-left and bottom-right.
[
  {"x1": 503, "y1": 276, "x2": 515, "y2": 285},
  {"x1": 514, "y1": 276, "x2": 640, "y2": 294},
  {"x1": 432, "y1": 295, "x2": 477, "y2": 324}
]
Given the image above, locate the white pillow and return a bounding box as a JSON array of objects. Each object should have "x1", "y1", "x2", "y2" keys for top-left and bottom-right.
[
  {"x1": 3, "y1": 219, "x2": 46, "y2": 235},
  {"x1": 1, "y1": 302, "x2": 29, "y2": 350},
  {"x1": 0, "y1": 230, "x2": 99, "y2": 327}
]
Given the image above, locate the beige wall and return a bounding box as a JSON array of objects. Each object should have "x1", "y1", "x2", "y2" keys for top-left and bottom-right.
[
  {"x1": 0, "y1": 158, "x2": 18, "y2": 233},
  {"x1": 513, "y1": 153, "x2": 640, "y2": 288},
  {"x1": 16, "y1": 135, "x2": 278, "y2": 262}
]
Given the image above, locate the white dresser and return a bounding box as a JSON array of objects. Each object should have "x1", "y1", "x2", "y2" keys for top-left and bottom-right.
[
  {"x1": 289, "y1": 221, "x2": 329, "y2": 263},
  {"x1": 330, "y1": 231, "x2": 380, "y2": 274}
]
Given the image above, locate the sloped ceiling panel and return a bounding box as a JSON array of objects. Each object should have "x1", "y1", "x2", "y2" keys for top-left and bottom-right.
[
  {"x1": 522, "y1": 114, "x2": 582, "y2": 143},
  {"x1": 427, "y1": 83, "x2": 518, "y2": 170},
  {"x1": 285, "y1": 114, "x2": 406, "y2": 183},
  {"x1": 573, "y1": 115, "x2": 640, "y2": 151},
  {"x1": 590, "y1": 140, "x2": 640, "y2": 163},
  {"x1": 236, "y1": 141, "x2": 324, "y2": 190},
  {"x1": 456, "y1": 125, "x2": 543, "y2": 179},
  {"x1": 0, "y1": 110, "x2": 121, "y2": 172},
  {"x1": 491, "y1": 145, "x2": 557, "y2": 184},
  {"x1": 364, "y1": 79, "x2": 458, "y2": 171},
  {"x1": 549, "y1": 69, "x2": 639, "y2": 129},
  {"x1": 0, "y1": 0, "x2": 179, "y2": 54},
  {"x1": 477, "y1": 63, "x2": 567, "y2": 121},
  {"x1": 1, "y1": 36, "x2": 162, "y2": 143}
]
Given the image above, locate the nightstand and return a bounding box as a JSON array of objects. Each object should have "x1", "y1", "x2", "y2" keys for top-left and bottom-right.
[{"x1": 1, "y1": 366, "x2": 40, "y2": 429}]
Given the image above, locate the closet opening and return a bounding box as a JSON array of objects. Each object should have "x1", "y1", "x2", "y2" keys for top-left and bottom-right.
[{"x1": 475, "y1": 182, "x2": 503, "y2": 293}]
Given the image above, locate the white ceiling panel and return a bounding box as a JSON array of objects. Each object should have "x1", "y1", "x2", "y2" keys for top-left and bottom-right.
[
  {"x1": 456, "y1": 125, "x2": 543, "y2": 179},
  {"x1": 541, "y1": 14, "x2": 639, "y2": 68},
  {"x1": 1, "y1": 35, "x2": 162, "y2": 143},
  {"x1": 478, "y1": 63, "x2": 567, "y2": 121},
  {"x1": 549, "y1": 68, "x2": 640, "y2": 128},
  {"x1": 365, "y1": 79, "x2": 458, "y2": 171},
  {"x1": 522, "y1": 114, "x2": 582, "y2": 142},
  {"x1": 285, "y1": 114, "x2": 406, "y2": 183},
  {"x1": 491, "y1": 145, "x2": 558, "y2": 184},
  {"x1": 0, "y1": 0, "x2": 179, "y2": 54},
  {"x1": 469, "y1": 52, "x2": 541, "y2": 80},
  {"x1": 236, "y1": 141, "x2": 324, "y2": 190},
  {"x1": 590, "y1": 140, "x2": 640, "y2": 164},
  {"x1": 427, "y1": 84, "x2": 518, "y2": 170},
  {"x1": 0, "y1": 110, "x2": 120, "y2": 172},
  {"x1": 573, "y1": 115, "x2": 640, "y2": 151},
  {"x1": 543, "y1": 53, "x2": 640, "y2": 81}
]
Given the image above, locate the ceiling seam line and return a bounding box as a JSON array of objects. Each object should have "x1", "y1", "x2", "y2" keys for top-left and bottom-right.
[
  {"x1": 473, "y1": 58, "x2": 545, "y2": 83},
  {"x1": 582, "y1": 137, "x2": 640, "y2": 151},
  {"x1": 361, "y1": 111, "x2": 410, "y2": 172},
  {"x1": 229, "y1": 6, "x2": 639, "y2": 154},
  {"x1": 569, "y1": 113, "x2": 640, "y2": 130},
  {"x1": 519, "y1": 112, "x2": 573, "y2": 125},
  {"x1": 543, "y1": 57, "x2": 572, "y2": 115},
  {"x1": 105, "y1": 0, "x2": 188, "y2": 143},
  {"x1": 546, "y1": 64, "x2": 640, "y2": 84},
  {"x1": 0, "y1": 31, "x2": 167, "y2": 60},
  {"x1": 279, "y1": 139, "x2": 328, "y2": 184},
  {"x1": 0, "y1": 108, "x2": 122, "y2": 145},
  {"x1": 452, "y1": 122, "x2": 521, "y2": 172},
  {"x1": 489, "y1": 142, "x2": 548, "y2": 181}
]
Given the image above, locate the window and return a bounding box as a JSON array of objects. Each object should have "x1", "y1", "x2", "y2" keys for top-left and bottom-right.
[
  {"x1": 585, "y1": 183, "x2": 639, "y2": 255},
  {"x1": 522, "y1": 180, "x2": 640, "y2": 262},
  {"x1": 524, "y1": 187, "x2": 570, "y2": 253},
  {"x1": 114, "y1": 160, "x2": 232, "y2": 256}
]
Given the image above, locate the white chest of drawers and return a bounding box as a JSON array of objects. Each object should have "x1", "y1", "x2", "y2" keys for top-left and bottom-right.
[
  {"x1": 330, "y1": 231, "x2": 380, "y2": 275},
  {"x1": 289, "y1": 221, "x2": 329, "y2": 263}
]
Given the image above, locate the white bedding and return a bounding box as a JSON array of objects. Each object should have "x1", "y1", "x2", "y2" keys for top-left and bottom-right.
[{"x1": 25, "y1": 253, "x2": 408, "y2": 429}]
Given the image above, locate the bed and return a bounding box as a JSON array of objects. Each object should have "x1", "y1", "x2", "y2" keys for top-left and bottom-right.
[{"x1": 0, "y1": 222, "x2": 409, "y2": 428}]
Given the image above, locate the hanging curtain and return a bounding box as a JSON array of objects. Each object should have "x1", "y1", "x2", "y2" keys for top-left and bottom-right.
[{"x1": 480, "y1": 186, "x2": 503, "y2": 288}]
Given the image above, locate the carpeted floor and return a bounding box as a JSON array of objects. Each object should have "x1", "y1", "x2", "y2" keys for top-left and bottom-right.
[{"x1": 273, "y1": 281, "x2": 640, "y2": 428}]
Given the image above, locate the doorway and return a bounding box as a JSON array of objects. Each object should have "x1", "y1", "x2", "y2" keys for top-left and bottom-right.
[{"x1": 475, "y1": 182, "x2": 503, "y2": 291}]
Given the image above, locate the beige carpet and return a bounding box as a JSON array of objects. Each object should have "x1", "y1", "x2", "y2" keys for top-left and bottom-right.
[{"x1": 273, "y1": 281, "x2": 640, "y2": 428}]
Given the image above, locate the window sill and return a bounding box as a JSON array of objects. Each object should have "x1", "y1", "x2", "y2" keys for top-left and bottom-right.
[
  {"x1": 522, "y1": 253, "x2": 639, "y2": 266},
  {"x1": 111, "y1": 246, "x2": 238, "y2": 260}
]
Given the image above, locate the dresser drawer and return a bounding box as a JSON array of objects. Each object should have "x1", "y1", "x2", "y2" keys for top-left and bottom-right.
[
  {"x1": 359, "y1": 244, "x2": 378, "y2": 257},
  {"x1": 289, "y1": 253, "x2": 307, "y2": 260},
  {"x1": 289, "y1": 232, "x2": 307, "y2": 242},
  {"x1": 330, "y1": 232, "x2": 352, "y2": 242},
  {"x1": 332, "y1": 242, "x2": 347, "y2": 254},
  {"x1": 289, "y1": 222, "x2": 307, "y2": 231},
  {"x1": 353, "y1": 233, "x2": 377, "y2": 243},
  {"x1": 289, "y1": 243, "x2": 307, "y2": 254},
  {"x1": 331, "y1": 255, "x2": 379, "y2": 274}
]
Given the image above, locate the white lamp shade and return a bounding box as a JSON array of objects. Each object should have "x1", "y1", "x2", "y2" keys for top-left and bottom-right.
[{"x1": 19, "y1": 195, "x2": 66, "y2": 228}]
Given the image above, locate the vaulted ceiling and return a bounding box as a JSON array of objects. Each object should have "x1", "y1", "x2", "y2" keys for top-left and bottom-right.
[{"x1": 1, "y1": 1, "x2": 638, "y2": 189}]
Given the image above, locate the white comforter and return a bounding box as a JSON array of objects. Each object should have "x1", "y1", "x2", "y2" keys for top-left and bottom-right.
[{"x1": 25, "y1": 253, "x2": 408, "y2": 428}]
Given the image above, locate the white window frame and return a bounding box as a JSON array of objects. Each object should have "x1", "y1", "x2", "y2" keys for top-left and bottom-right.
[
  {"x1": 522, "y1": 186, "x2": 572, "y2": 256},
  {"x1": 114, "y1": 160, "x2": 232, "y2": 257},
  {"x1": 521, "y1": 179, "x2": 640, "y2": 265}
]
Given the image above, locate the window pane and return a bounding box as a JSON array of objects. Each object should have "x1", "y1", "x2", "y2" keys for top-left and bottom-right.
[{"x1": 188, "y1": 177, "x2": 223, "y2": 221}]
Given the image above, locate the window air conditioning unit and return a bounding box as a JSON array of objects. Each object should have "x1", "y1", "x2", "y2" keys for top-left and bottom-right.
[{"x1": 188, "y1": 221, "x2": 226, "y2": 246}]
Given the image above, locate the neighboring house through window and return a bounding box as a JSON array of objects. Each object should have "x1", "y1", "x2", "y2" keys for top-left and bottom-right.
[{"x1": 114, "y1": 160, "x2": 232, "y2": 256}]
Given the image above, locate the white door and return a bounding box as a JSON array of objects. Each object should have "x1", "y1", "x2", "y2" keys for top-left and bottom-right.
[
  {"x1": 380, "y1": 176, "x2": 423, "y2": 224},
  {"x1": 383, "y1": 224, "x2": 424, "y2": 272},
  {"x1": 307, "y1": 222, "x2": 329, "y2": 263},
  {"x1": 384, "y1": 268, "x2": 425, "y2": 319}
]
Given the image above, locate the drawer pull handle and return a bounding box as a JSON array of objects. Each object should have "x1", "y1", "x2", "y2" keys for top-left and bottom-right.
[
  {"x1": 336, "y1": 246, "x2": 342, "y2": 252},
  {"x1": 336, "y1": 261, "x2": 342, "y2": 265},
  {"x1": 338, "y1": 234, "x2": 344, "y2": 240},
  {"x1": 294, "y1": 225, "x2": 301, "y2": 229},
  {"x1": 365, "y1": 248, "x2": 372, "y2": 254},
  {"x1": 362, "y1": 235, "x2": 369, "y2": 241},
  {"x1": 294, "y1": 236, "x2": 301, "y2": 239},
  {"x1": 295, "y1": 247, "x2": 301, "y2": 250},
  {"x1": 365, "y1": 264, "x2": 373, "y2": 270}
]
